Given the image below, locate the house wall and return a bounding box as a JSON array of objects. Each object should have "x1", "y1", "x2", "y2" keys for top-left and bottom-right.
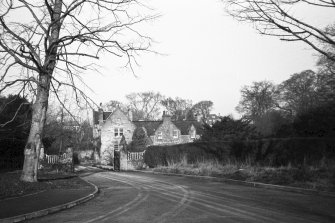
[
  {"x1": 100, "y1": 109, "x2": 136, "y2": 165},
  {"x1": 152, "y1": 116, "x2": 182, "y2": 145}
]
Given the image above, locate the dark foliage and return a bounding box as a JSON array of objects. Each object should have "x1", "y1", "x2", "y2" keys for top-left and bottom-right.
[
  {"x1": 144, "y1": 138, "x2": 335, "y2": 168},
  {"x1": 43, "y1": 120, "x2": 94, "y2": 155},
  {"x1": 292, "y1": 101, "x2": 335, "y2": 137},
  {"x1": 253, "y1": 110, "x2": 289, "y2": 137},
  {"x1": 200, "y1": 116, "x2": 258, "y2": 141},
  {"x1": 144, "y1": 142, "x2": 229, "y2": 168},
  {"x1": 0, "y1": 95, "x2": 31, "y2": 169},
  {"x1": 128, "y1": 127, "x2": 151, "y2": 152}
]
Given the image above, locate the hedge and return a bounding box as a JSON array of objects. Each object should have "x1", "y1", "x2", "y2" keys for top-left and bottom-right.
[
  {"x1": 144, "y1": 142, "x2": 229, "y2": 168},
  {"x1": 144, "y1": 138, "x2": 335, "y2": 168}
]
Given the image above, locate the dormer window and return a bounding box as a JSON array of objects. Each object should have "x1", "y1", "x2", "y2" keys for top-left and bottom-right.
[
  {"x1": 173, "y1": 130, "x2": 178, "y2": 139},
  {"x1": 114, "y1": 128, "x2": 123, "y2": 137},
  {"x1": 157, "y1": 131, "x2": 163, "y2": 140}
]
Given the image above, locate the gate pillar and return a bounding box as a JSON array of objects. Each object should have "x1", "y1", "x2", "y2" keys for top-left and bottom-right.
[{"x1": 119, "y1": 135, "x2": 128, "y2": 171}]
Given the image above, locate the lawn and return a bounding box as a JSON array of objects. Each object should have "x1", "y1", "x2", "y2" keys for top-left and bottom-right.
[{"x1": 0, "y1": 171, "x2": 91, "y2": 200}]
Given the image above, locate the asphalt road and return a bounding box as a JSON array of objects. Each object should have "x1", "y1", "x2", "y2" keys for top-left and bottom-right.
[{"x1": 29, "y1": 168, "x2": 335, "y2": 223}]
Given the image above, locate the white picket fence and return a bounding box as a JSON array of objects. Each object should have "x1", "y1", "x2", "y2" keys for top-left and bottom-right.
[
  {"x1": 45, "y1": 153, "x2": 67, "y2": 164},
  {"x1": 127, "y1": 151, "x2": 145, "y2": 161}
]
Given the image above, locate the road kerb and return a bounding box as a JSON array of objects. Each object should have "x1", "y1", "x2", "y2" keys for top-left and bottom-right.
[
  {"x1": 134, "y1": 170, "x2": 335, "y2": 198},
  {"x1": 0, "y1": 177, "x2": 99, "y2": 223}
]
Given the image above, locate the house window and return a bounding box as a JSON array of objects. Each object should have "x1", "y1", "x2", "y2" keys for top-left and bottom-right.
[
  {"x1": 114, "y1": 128, "x2": 123, "y2": 137},
  {"x1": 173, "y1": 130, "x2": 178, "y2": 139},
  {"x1": 157, "y1": 131, "x2": 163, "y2": 140},
  {"x1": 190, "y1": 130, "x2": 196, "y2": 139}
]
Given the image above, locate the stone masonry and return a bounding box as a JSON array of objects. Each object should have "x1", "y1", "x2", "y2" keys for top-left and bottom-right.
[{"x1": 93, "y1": 108, "x2": 203, "y2": 165}]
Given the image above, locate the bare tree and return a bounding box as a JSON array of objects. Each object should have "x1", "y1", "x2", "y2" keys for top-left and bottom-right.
[
  {"x1": 0, "y1": 0, "x2": 155, "y2": 182},
  {"x1": 161, "y1": 97, "x2": 193, "y2": 120},
  {"x1": 225, "y1": 0, "x2": 335, "y2": 62},
  {"x1": 236, "y1": 81, "x2": 278, "y2": 121},
  {"x1": 102, "y1": 100, "x2": 127, "y2": 113},
  {"x1": 191, "y1": 100, "x2": 214, "y2": 120},
  {"x1": 278, "y1": 70, "x2": 318, "y2": 116},
  {"x1": 126, "y1": 91, "x2": 163, "y2": 120}
]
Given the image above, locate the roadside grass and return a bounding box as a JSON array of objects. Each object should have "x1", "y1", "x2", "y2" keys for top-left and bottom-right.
[
  {"x1": 0, "y1": 170, "x2": 91, "y2": 200},
  {"x1": 153, "y1": 156, "x2": 335, "y2": 192}
]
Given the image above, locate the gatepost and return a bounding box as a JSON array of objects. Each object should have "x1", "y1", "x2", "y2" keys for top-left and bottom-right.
[{"x1": 119, "y1": 135, "x2": 128, "y2": 171}]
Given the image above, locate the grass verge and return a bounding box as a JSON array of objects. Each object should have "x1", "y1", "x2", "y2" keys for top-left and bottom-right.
[
  {"x1": 0, "y1": 170, "x2": 92, "y2": 200},
  {"x1": 153, "y1": 158, "x2": 335, "y2": 192}
]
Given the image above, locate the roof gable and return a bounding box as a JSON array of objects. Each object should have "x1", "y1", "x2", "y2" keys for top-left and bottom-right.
[
  {"x1": 173, "y1": 120, "x2": 204, "y2": 135},
  {"x1": 133, "y1": 121, "x2": 162, "y2": 136},
  {"x1": 133, "y1": 120, "x2": 203, "y2": 136},
  {"x1": 105, "y1": 108, "x2": 130, "y2": 122}
]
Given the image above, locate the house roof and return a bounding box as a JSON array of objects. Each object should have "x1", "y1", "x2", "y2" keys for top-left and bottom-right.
[
  {"x1": 103, "y1": 112, "x2": 112, "y2": 120},
  {"x1": 94, "y1": 109, "x2": 204, "y2": 135},
  {"x1": 173, "y1": 120, "x2": 204, "y2": 135},
  {"x1": 133, "y1": 120, "x2": 204, "y2": 136},
  {"x1": 92, "y1": 110, "x2": 122, "y2": 124},
  {"x1": 133, "y1": 121, "x2": 162, "y2": 136}
]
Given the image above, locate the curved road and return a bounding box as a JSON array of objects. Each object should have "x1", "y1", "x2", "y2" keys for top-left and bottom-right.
[{"x1": 29, "y1": 168, "x2": 335, "y2": 223}]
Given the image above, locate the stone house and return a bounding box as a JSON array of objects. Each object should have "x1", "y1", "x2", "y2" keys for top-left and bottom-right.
[{"x1": 93, "y1": 108, "x2": 203, "y2": 165}]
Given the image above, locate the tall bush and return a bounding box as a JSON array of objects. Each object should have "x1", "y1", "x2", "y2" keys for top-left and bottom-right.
[
  {"x1": 144, "y1": 138, "x2": 335, "y2": 168},
  {"x1": 144, "y1": 142, "x2": 228, "y2": 168}
]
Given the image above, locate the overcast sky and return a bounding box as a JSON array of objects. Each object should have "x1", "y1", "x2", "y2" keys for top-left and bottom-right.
[{"x1": 47, "y1": 1, "x2": 334, "y2": 118}]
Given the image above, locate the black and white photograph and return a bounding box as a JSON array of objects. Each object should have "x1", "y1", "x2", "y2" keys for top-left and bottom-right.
[{"x1": 0, "y1": 0, "x2": 335, "y2": 222}]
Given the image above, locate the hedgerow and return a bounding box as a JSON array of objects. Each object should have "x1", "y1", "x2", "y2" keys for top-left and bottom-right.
[{"x1": 144, "y1": 138, "x2": 335, "y2": 168}]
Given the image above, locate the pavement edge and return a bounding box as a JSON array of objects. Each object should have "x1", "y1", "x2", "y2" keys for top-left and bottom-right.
[
  {"x1": 135, "y1": 170, "x2": 335, "y2": 198},
  {"x1": 0, "y1": 177, "x2": 99, "y2": 223}
]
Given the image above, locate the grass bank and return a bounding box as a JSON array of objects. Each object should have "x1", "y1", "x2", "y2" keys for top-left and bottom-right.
[
  {"x1": 0, "y1": 170, "x2": 91, "y2": 200},
  {"x1": 153, "y1": 158, "x2": 335, "y2": 192}
]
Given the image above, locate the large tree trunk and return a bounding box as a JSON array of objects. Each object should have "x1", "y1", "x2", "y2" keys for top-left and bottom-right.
[
  {"x1": 20, "y1": 0, "x2": 63, "y2": 182},
  {"x1": 20, "y1": 81, "x2": 50, "y2": 182}
]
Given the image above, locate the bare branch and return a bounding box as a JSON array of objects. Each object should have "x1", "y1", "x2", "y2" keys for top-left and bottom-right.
[
  {"x1": 225, "y1": 0, "x2": 335, "y2": 61},
  {"x1": 0, "y1": 102, "x2": 30, "y2": 127}
]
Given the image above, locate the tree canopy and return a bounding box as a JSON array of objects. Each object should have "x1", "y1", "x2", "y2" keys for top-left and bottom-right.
[
  {"x1": 236, "y1": 81, "x2": 278, "y2": 121},
  {"x1": 126, "y1": 91, "x2": 163, "y2": 120},
  {"x1": 201, "y1": 116, "x2": 258, "y2": 142},
  {"x1": 190, "y1": 100, "x2": 214, "y2": 120},
  {"x1": 161, "y1": 97, "x2": 193, "y2": 121}
]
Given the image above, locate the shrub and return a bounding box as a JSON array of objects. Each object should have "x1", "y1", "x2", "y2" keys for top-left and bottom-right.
[
  {"x1": 144, "y1": 142, "x2": 228, "y2": 168},
  {"x1": 144, "y1": 138, "x2": 335, "y2": 168}
]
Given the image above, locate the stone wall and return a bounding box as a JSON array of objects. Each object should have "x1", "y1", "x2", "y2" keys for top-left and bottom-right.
[
  {"x1": 152, "y1": 116, "x2": 182, "y2": 145},
  {"x1": 100, "y1": 109, "x2": 136, "y2": 165},
  {"x1": 127, "y1": 159, "x2": 145, "y2": 170}
]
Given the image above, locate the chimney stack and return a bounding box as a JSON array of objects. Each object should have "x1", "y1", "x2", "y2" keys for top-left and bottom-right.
[
  {"x1": 98, "y1": 103, "x2": 103, "y2": 125},
  {"x1": 162, "y1": 110, "x2": 171, "y2": 122}
]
